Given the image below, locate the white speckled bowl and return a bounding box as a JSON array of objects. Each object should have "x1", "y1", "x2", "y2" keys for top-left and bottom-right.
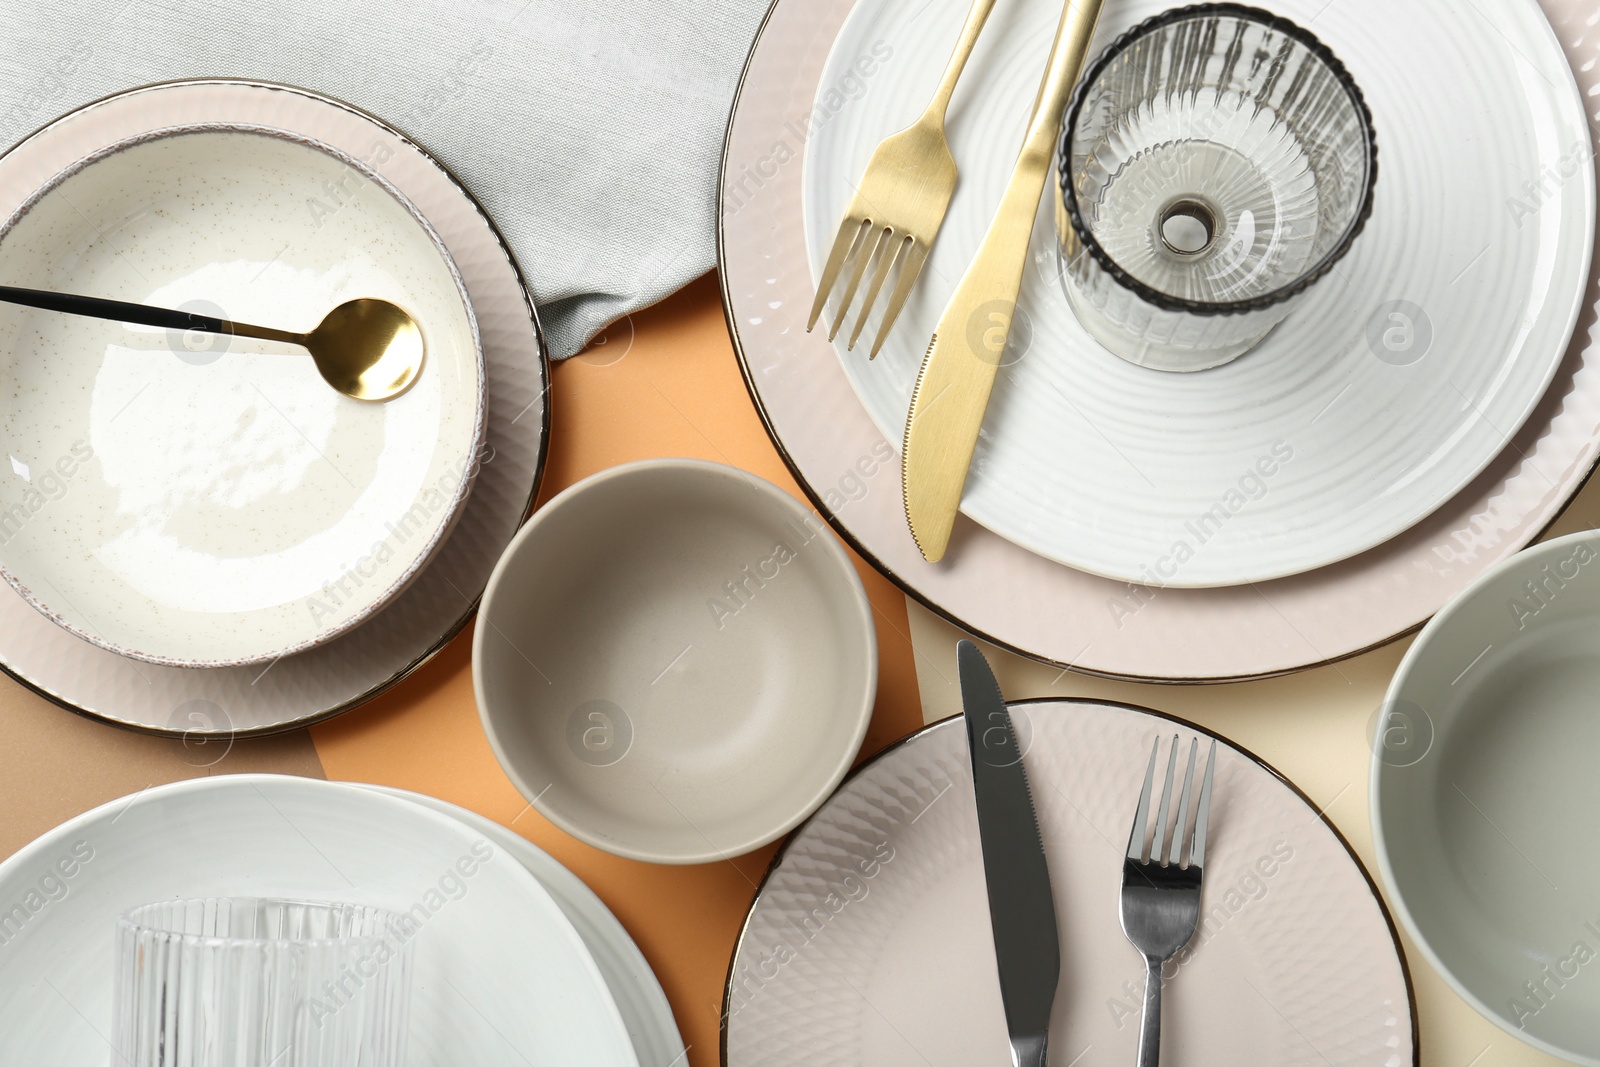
[
  {"x1": 473, "y1": 459, "x2": 877, "y2": 865},
  {"x1": 0, "y1": 124, "x2": 485, "y2": 668}
]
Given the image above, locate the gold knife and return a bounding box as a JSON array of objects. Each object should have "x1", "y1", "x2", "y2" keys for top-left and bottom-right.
[{"x1": 902, "y1": 0, "x2": 1106, "y2": 562}]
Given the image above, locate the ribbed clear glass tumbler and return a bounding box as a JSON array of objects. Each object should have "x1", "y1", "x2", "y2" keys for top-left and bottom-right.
[
  {"x1": 1056, "y1": 3, "x2": 1377, "y2": 371},
  {"x1": 113, "y1": 898, "x2": 413, "y2": 1067}
]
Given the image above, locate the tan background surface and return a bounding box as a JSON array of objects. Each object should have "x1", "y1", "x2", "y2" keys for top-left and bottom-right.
[{"x1": 3, "y1": 270, "x2": 1594, "y2": 1067}]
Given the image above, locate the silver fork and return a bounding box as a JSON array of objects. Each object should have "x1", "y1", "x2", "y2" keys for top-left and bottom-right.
[{"x1": 1120, "y1": 735, "x2": 1217, "y2": 1067}]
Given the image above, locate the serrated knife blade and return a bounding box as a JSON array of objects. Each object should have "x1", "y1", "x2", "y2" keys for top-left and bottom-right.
[
  {"x1": 959, "y1": 639, "x2": 1059, "y2": 1067},
  {"x1": 901, "y1": 0, "x2": 1105, "y2": 562}
]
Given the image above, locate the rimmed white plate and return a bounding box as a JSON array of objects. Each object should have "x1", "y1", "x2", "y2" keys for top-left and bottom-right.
[
  {"x1": 724, "y1": 701, "x2": 1416, "y2": 1065},
  {"x1": 804, "y1": 0, "x2": 1590, "y2": 586},
  {"x1": 721, "y1": 0, "x2": 1600, "y2": 680},
  {"x1": 0, "y1": 122, "x2": 485, "y2": 666},
  {"x1": 0, "y1": 775, "x2": 638, "y2": 1064},
  {"x1": 359, "y1": 785, "x2": 687, "y2": 1067},
  {"x1": 1373, "y1": 530, "x2": 1600, "y2": 1064},
  {"x1": 0, "y1": 80, "x2": 548, "y2": 733}
]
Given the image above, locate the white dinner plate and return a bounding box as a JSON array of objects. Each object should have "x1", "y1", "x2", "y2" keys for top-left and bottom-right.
[
  {"x1": 358, "y1": 785, "x2": 686, "y2": 1067},
  {"x1": 721, "y1": 0, "x2": 1600, "y2": 681},
  {"x1": 725, "y1": 701, "x2": 1415, "y2": 1065},
  {"x1": 0, "y1": 123, "x2": 485, "y2": 666},
  {"x1": 0, "y1": 775, "x2": 638, "y2": 1064},
  {"x1": 1373, "y1": 531, "x2": 1600, "y2": 1064},
  {"x1": 804, "y1": 0, "x2": 1592, "y2": 585},
  {"x1": 0, "y1": 80, "x2": 548, "y2": 733}
]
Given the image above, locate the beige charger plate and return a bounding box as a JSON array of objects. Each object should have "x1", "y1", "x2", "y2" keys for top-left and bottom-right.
[
  {"x1": 0, "y1": 80, "x2": 549, "y2": 734},
  {"x1": 719, "y1": 0, "x2": 1600, "y2": 681}
]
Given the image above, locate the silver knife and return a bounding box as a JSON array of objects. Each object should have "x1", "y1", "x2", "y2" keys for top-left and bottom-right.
[{"x1": 960, "y1": 639, "x2": 1060, "y2": 1067}]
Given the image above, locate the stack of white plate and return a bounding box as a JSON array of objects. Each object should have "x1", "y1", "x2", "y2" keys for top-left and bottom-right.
[{"x1": 0, "y1": 775, "x2": 683, "y2": 1065}]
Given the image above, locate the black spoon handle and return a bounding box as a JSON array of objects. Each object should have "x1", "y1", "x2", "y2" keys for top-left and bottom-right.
[{"x1": 0, "y1": 284, "x2": 301, "y2": 345}]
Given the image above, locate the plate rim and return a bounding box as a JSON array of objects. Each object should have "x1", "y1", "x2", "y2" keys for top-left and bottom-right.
[
  {"x1": 355, "y1": 783, "x2": 689, "y2": 1067},
  {"x1": 719, "y1": 696, "x2": 1421, "y2": 1066},
  {"x1": 0, "y1": 77, "x2": 550, "y2": 736},
  {"x1": 716, "y1": 0, "x2": 1600, "y2": 682}
]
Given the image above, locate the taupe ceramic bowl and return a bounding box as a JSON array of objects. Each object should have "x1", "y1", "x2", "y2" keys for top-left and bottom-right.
[{"x1": 473, "y1": 459, "x2": 877, "y2": 864}]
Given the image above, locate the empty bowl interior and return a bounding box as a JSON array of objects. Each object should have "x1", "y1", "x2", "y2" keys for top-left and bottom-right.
[
  {"x1": 1065, "y1": 6, "x2": 1374, "y2": 306},
  {"x1": 0, "y1": 126, "x2": 482, "y2": 666},
  {"x1": 1375, "y1": 534, "x2": 1600, "y2": 1062},
  {"x1": 476, "y1": 461, "x2": 876, "y2": 863}
]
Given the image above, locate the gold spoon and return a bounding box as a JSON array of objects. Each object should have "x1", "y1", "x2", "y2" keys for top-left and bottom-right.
[{"x1": 0, "y1": 285, "x2": 424, "y2": 401}]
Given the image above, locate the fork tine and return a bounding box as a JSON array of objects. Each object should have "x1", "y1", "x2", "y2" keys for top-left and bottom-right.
[
  {"x1": 1190, "y1": 740, "x2": 1217, "y2": 868},
  {"x1": 1169, "y1": 739, "x2": 1198, "y2": 866},
  {"x1": 847, "y1": 234, "x2": 910, "y2": 350},
  {"x1": 1126, "y1": 738, "x2": 1161, "y2": 861},
  {"x1": 807, "y1": 217, "x2": 870, "y2": 332},
  {"x1": 866, "y1": 241, "x2": 928, "y2": 360},
  {"x1": 1151, "y1": 736, "x2": 1179, "y2": 865},
  {"x1": 828, "y1": 225, "x2": 889, "y2": 342}
]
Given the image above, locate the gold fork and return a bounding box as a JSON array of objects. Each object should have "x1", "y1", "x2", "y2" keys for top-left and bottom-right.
[{"x1": 806, "y1": 0, "x2": 999, "y2": 360}]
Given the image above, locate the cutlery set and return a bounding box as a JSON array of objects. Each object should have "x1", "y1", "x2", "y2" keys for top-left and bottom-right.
[{"x1": 961, "y1": 641, "x2": 1212, "y2": 1064}]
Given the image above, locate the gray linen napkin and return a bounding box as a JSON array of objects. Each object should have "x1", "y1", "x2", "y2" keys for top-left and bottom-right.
[{"x1": 0, "y1": 0, "x2": 770, "y2": 358}]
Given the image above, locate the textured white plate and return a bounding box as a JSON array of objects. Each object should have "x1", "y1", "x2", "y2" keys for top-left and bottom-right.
[
  {"x1": 0, "y1": 80, "x2": 548, "y2": 733},
  {"x1": 726, "y1": 701, "x2": 1415, "y2": 1065},
  {"x1": 1373, "y1": 531, "x2": 1600, "y2": 1064},
  {"x1": 804, "y1": 0, "x2": 1593, "y2": 585},
  {"x1": 0, "y1": 775, "x2": 638, "y2": 1065},
  {"x1": 722, "y1": 0, "x2": 1600, "y2": 681},
  {"x1": 0, "y1": 124, "x2": 485, "y2": 666},
  {"x1": 358, "y1": 785, "x2": 687, "y2": 1067}
]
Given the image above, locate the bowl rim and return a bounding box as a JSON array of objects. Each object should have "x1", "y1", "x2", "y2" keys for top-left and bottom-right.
[
  {"x1": 472, "y1": 457, "x2": 879, "y2": 865},
  {"x1": 1057, "y1": 1, "x2": 1380, "y2": 318},
  {"x1": 1370, "y1": 528, "x2": 1600, "y2": 1065},
  {"x1": 0, "y1": 120, "x2": 488, "y2": 669}
]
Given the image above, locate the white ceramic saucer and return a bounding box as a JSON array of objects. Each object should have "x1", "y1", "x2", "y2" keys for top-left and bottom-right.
[
  {"x1": 475, "y1": 459, "x2": 877, "y2": 864},
  {"x1": 0, "y1": 123, "x2": 485, "y2": 666},
  {"x1": 1373, "y1": 530, "x2": 1600, "y2": 1064},
  {"x1": 357, "y1": 785, "x2": 686, "y2": 1067},
  {"x1": 0, "y1": 80, "x2": 548, "y2": 733},
  {"x1": 725, "y1": 701, "x2": 1416, "y2": 1065},
  {"x1": 805, "y1": 0, "x2": 1591, "y2": 586},
  {"x1": 0, "y1": 775, "x2": 638, "y2": 1065}
]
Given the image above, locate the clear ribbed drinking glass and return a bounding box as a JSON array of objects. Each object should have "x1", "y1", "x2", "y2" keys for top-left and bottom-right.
[
  {"x1": 1056, "y1": 3, "x2": 1377, "y2": 371},
  {"x1": 113, "y1": 898, "x2": 413, "y2": 1067}
]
